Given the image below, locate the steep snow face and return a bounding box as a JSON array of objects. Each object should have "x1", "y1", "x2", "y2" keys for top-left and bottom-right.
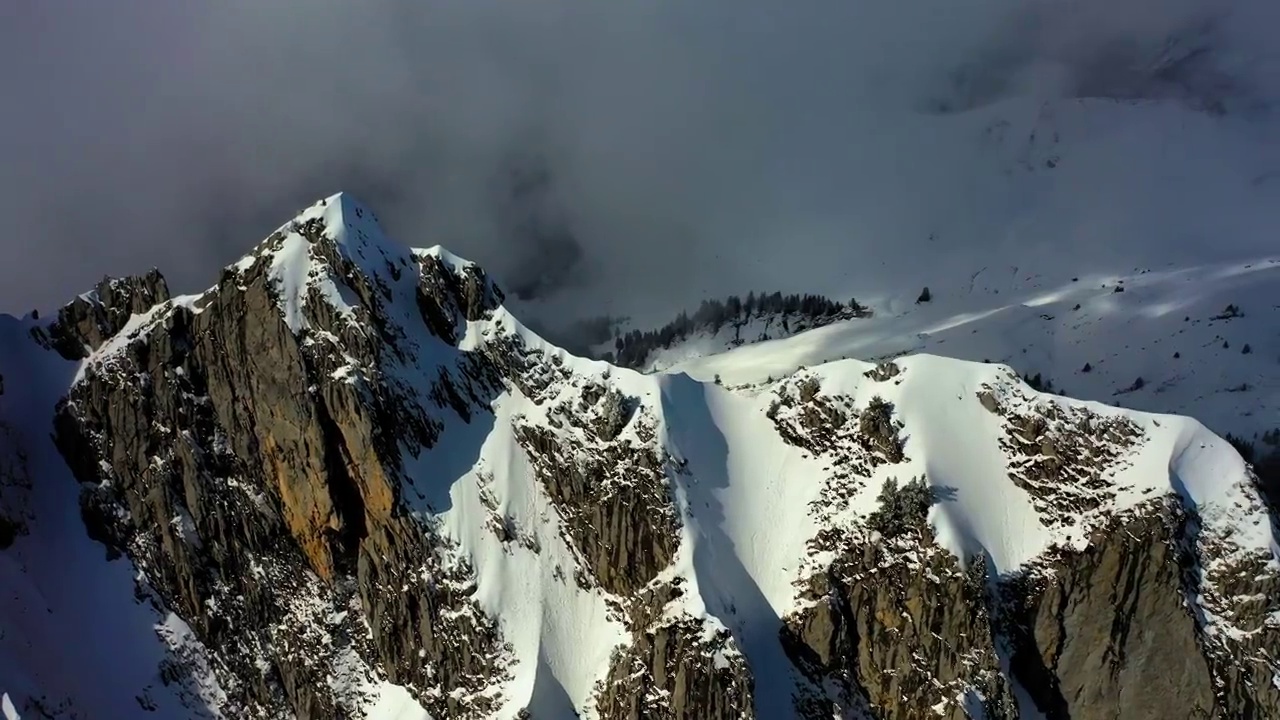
[
  {"x1": 421, "y1": 358, "x2": 632, "y2": 717},
  {"x1": 3, "y1": 195, "x2": 1278, "y2": 718}
]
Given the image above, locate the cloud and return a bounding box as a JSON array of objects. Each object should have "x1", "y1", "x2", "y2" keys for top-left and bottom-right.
[{"x1": 1, "y1": 0, "x2": 1277, "y2": 323}]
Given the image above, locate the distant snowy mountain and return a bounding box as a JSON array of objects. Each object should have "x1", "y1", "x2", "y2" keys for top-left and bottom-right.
[
  {"x1": 525, "y1": 92, "x2": 1280, "y2": 467},
  {"x1": 0, "y1": 194, "x2": 1276, "y2": 719},
  {"x1": 593, "y1": 250, "x2": 1280, "y2": 446}
]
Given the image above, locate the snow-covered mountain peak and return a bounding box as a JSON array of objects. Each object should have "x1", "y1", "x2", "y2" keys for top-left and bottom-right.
[
  {"x1": 3, "y1": 195, "x2": 1279, "y2": 719},
  {"x1": 261, "y1": 191, "x2": 391, "y2": 255},
  {"x1": 209, "y1": 193, "x2": 505, "y2": 359},
  {"x1": 227, "y1": 193, "x2": 384, "y2": 272}
]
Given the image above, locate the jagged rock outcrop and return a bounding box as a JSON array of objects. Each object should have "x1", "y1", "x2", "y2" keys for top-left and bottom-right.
[
  {"x1": 771, "y1": 374, "x2": 1012, "y2": 718},
  {"x1": 496, "y1": 344, "x2": 743, "y2": 719},
  {"x1": 509, "y1": 371, "x2": 679, "y2": 596},
  {"x1": 0, "y1": 382, "x2": 32, "y2": 549},
  {"x1": 987, "y1": 385, "x2": 1280, "y2": 718},
  {"x1": 1182, "y1": 491, "x2": 1280, "y2": 717},
  {"x1": 996, "y1": 496, "x2": 1280, "y2": 718},
  {"x1": 1000, "y1": 506, "x2": 1216, "y2": 719},
  {"x1": 39, "y1": 195, "x2": 732, "y2": 719},
  {"x1": 783, "y1": 493, "x2": 1014, "y2": 719},
  {"x1": 786, "y1": 493, "x2": 1279, "y2": 720},
  {"x1": 45, "y1": 268, "x2": 170, "y2": 359},
  {"x1": 995, "y1": 401, "x2": 1143, "y2": 524},
  {"x1": 516, "y1": 421, "x2": 678, "y2": 596},
  {"x1": 785, "y1": 537, "x2": 1016, "y2": 719},
  {"x1": 51, "y1": 198, "x2": 516, "y2": 717},
  {"x1": 595, "y1": 612, "x2": 755, "y2": 720}
]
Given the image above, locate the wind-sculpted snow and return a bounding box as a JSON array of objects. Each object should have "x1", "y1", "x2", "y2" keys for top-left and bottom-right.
[{"x1": 0, "y1": 195, "x2": 1276, "y2": 718}]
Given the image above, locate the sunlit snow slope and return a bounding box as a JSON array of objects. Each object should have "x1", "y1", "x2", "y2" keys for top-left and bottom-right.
[{"x1": 644, "y1": 252, "x2": 1279, "y2": 441}]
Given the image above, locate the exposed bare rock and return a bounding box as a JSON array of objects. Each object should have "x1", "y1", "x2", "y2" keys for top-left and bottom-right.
[
  {"x1": 50, "y1": 204, "x2": 514, "y2": 717},
  {"x1": 768, "y1": 377, "x2": 906, "y2": 494},
  {"x1": 995, "y1": 495, "x2": 1280, "y2": 718},
  {"x1": 775, "y1": 371, "x2": 1280, "y2": 719},
  {"x1": 45, "y1": 269, "x2": 170, "y2": 360},
  {"x1": 0, "y1": 417, "x2": 31, "y2": 549},
  {"x1": 1000, "y1": 506, "x2": 1216, "y2": 719},
  {"x1": 995, "y1": 400, "x2": 1142, "y2": 525},
  {"x1": 512, "y1": 383, "x2": 678, "y2": 597},
  {"x1": 863, "y1": 361, "x2": 901, "y2": 382},
  {"x1": 595, "y1": 613, "x2": 755, "y2": 720},
  {"x1": 783, "y1": 524, "x2": 1015, "y2": 719}
]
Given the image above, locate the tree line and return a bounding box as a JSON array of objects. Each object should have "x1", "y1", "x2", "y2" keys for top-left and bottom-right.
[{"x1": 603, "y1": 291, "x2": 871, "y2": 368}]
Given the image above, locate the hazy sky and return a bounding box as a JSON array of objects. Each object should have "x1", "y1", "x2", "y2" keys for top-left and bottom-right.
[{"x1": 2, "y1": 0, "x2": 1278, "y2": 321}]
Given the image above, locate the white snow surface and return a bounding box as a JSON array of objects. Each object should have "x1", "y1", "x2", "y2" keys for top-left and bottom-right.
[
  {"x1": 1, "y1": 193, "x2": 1276, "y2": 718},
  {"x1": 633, "y1": 252, "x2": 1280, "y2": 443},
  {"x1": 364, "y1": 683, "x2": 433, "y2": 720}
]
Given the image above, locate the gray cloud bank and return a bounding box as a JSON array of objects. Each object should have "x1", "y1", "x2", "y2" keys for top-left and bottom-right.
[{"x1": 2, "y1": 0, "x2": 1279, "y2": 323}]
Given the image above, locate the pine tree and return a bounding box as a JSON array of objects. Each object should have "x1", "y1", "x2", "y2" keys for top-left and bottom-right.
[{"x1": 867, "y1": 477, "x2": 934, "y2": 539}]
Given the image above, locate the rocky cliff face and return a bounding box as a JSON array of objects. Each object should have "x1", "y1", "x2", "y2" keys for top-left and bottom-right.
[
  {"x1": 0, "y1": 376, "x2": 33, "y2": 551},
  {"x1": 1000, "y1": 509, "x2": 1216, "y2": 719},
  {"x1": 45, "y1": 269, "x2": 171, "y2": 361},
  {"x1": 594, "y1": 612, "x2": 755, "y2": 720},
  {"x1": 46, "y1": 196, "x2": 515, "y2": 717},
  {"x1": 2, "y1": 194, "x2": 1277, "y2": 719}
]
